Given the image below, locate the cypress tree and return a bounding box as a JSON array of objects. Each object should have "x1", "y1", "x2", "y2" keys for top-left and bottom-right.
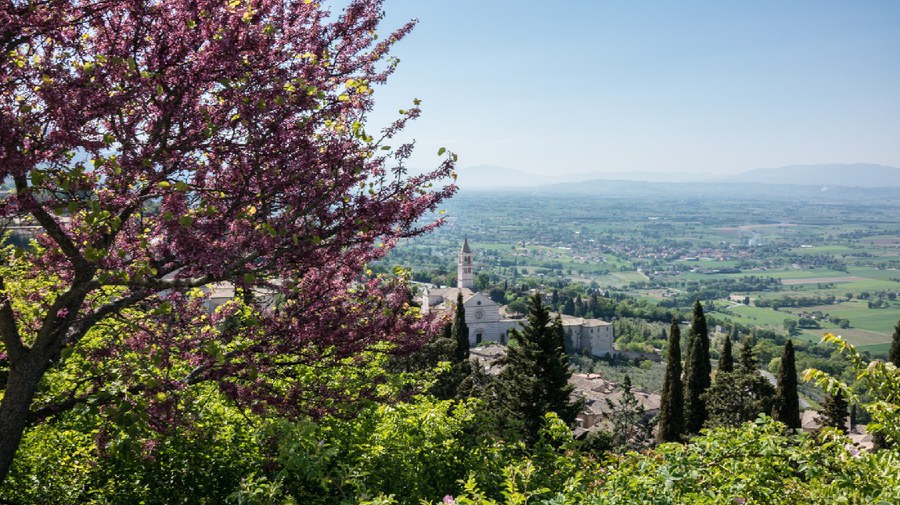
[
  {"x1": 719, "y1": 332, "x2": 734, "y2": 373},
  {"x1": 703, "y1": 337, "x2": 775, "y2": 429},
  {"x1": 658, "y1": 318, "x2": 684, "y2": 442},
  {"x1": 773, "y1": 340, "x2": 801, "y2": 430},
  {"x1": 696, "y1": 301, "x2": 711, "y2": 380},
  {"x1": 739, "y1": 335, "x2": 756, "y2": 373},
  {"x1": 889, "y1": 319, "x2": 900, "y2": 368},
  {"x1": 589, "y1": 293, "x2": 599, "y2": 315},
  {"x1": 497, "y1": 293, "x2": 582, "y2": 444},
  {"x1": 818, "y1": 390, "x2": 849, "y2": 434},
  {"x1": 452, "y1": 291, "x2": 470, "y2": 362},
  {"x1": 427, "y1": 291, "x2": 473, "y2": 400},
  {"x1": 684, "y1": 300, "x2": 711, "y2": 433}
]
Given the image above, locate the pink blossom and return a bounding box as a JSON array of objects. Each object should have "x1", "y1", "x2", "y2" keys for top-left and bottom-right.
[{"x1": 0, "y1": 0, "x2": 456, "y2": 480}]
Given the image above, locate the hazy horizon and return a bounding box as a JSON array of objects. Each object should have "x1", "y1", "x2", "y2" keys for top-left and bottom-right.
[{"x1": 367, "y1": 1, "x2": 900, "y2": 176}]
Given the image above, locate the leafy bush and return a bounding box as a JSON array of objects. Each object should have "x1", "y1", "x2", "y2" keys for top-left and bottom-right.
[{"x1": 445, "y1": 417, "x2": 900, "y2": 504}]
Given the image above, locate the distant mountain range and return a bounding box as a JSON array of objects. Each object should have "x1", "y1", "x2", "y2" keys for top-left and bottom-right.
[{"x1": 454, "y1": 163, "x2": 900, "y2": 190}]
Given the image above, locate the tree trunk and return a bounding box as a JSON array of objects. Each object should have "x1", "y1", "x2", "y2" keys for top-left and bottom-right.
[{"x1": 0, "y1": 353, "x2": 46, "y2": 485}]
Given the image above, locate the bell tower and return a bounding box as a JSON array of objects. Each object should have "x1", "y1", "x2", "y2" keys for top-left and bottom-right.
[{"x1": 457, "y1": 238, "x2": 474, "y2": 289}]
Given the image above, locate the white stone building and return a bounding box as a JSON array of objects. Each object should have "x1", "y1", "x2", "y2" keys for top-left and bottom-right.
[
  {"x1": 422, "y1": 285, "x2": 521, "y2": 345},
  {"x1": 421, "y1": 240, "x2": 615, "y2": 357}
]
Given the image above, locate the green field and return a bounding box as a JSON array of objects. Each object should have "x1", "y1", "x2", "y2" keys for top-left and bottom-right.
[
  {"x1": 785, "y1": 301, "x2": 900, "y2": 333},
  {"x1": 858, "y1": 342, "x2": 891, "y2": 355},
  {"x1": 712, "y1": 304, "x2": 798, "y2": 329},
  {"x1": 594, "y1": 271, "x2": 648, "y2": 288},
  {"x1": 847, "y1": 266, "x2": 900, "y2": 281},
  {"x1": 800, "y1": 327, "x2": 890, "y2": 348}
]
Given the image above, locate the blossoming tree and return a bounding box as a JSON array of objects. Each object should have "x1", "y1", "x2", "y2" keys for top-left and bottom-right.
[{"x1": 0, "y1": 0, "x2": 455, "y2": 481}]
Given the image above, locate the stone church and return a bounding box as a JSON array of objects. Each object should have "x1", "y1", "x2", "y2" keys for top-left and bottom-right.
[{"x1": 421, "y1": 240, "x2": 615, "y2": 357}]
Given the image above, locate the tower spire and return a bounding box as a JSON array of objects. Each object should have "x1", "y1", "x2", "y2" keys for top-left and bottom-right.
[{"x1": 458, "y1": 238, "x2": 474, "y2": 289}]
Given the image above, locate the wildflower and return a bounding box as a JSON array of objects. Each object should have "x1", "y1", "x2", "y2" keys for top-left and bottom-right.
[{"x1": 443, "y1": 495, "x2": 455, "y2": 505}]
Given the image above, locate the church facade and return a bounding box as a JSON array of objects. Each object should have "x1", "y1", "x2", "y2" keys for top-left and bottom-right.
[{"x1": 421, "y1": 240, "x2": 615, "y2": 357}]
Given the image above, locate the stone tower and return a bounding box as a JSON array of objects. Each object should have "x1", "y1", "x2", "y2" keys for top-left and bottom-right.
[{"x1": 457, "y1": 238, "x2": 474, "y2": 289}]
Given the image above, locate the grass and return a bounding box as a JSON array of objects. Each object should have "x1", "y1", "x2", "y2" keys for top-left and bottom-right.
[
  {"x1": 836, "y1": 279, "x2": 900, "y2": 292},
  {"x1": 784, "y1": 301, "x2": 898, "y2": 334},
  {"x1": 611, "y1": 271, "x2": 648, "y2": 283},
  {"x1": 788, "y1": 245, "x2": 859, "y2": 256},
  {"x1": 595, "y1": 272, "x2": 645, "y2": 288},
  {"x1": 847, "y1": 266, "x2": 900, "y2": 281},
  {"x1": 710, "y1": 304, "x2": 797, "y2": 329},
  {"x1": 799, "y1": 327, "x2": 889, "y2": 347},
  {"x1": 858, "y1": 342, "x2": 891, "y2": 357},
  {"x1": 677, "y1": 268, "x2": 857, "y2": 283}
]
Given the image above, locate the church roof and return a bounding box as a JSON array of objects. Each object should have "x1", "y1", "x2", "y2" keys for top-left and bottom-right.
[
  {"x1": 556, "y1": 313, "x2": 613, "y2": 327},
  {"x1": 461, "y1": 238, "x2": 471, "y2": 253},
  {"x1": 425, "y1": 287, "x2": 475, "y2": 304}
]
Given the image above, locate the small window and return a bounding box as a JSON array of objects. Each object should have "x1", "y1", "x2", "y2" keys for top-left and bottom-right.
[{"x1": 476, "y1": 300, "x2": 481, "y2": 305}]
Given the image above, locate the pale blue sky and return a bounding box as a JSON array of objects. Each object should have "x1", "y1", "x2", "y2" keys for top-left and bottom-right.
[{"x1": 366, "y1": 1, "x2": 900, "y2": 175}]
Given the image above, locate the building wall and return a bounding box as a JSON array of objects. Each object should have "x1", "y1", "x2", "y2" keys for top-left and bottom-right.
[
  {"x1": 564, "y1": 323, "x2": 614, "y2": 357},
  {"x1": 462, "y1": 292, "x2": 521, "y2": 344},
  {"x1": 585, "y1": 325, "x2": 614, "y2": 356}
]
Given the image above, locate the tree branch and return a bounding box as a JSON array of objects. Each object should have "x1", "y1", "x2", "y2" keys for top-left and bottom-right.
[{"x1": 0, "y1": 271, "x2": 24, "y2": 362}]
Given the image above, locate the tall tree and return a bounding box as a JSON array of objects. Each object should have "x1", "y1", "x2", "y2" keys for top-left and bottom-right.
[
  {"x1": 433, "y1": 291, "x2": 474, "y2": 400},
  {"x1": 0, "y1": 0, "x2": 455, "y2": 482},
  {"x1": 739, "y1": 334, "x2": 757, "y2": 373},
  {"x1": 684, "y1": 300, "x2": 711, "y2": 433},
  {"x1": 719, "y1": 331, "x2": 734, "y2": 373},
  {"x1": 772, "y1": 340, "x2": 801, "y2": 430},
  {"x1": 589, "y1": 292, "x2": 600, "y2": 316},
  {"x1": 890, "y1": 319, "x2": 900, "y2": 368},
  {"x1": 703, "y1": 337, "x2": 775, "y2": 429},
  {"x1": 657, "y1": 318, "x2": 684, "y2": 442},
  {"x1": 818, "y1": 390, "x2": 849, "y2": 434},
  {"x1": 605, "y1": 374, "x2": 655, "y2": 452},
  {"x1": 496, "y1": 293, "x2": 582, "y2": 444},
  {"x1": 563, "y1": 297, "x2": 575, "y2": 316},
  {"x1": 452, "y1": 292, "x2": 470, "y2": 362}
]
